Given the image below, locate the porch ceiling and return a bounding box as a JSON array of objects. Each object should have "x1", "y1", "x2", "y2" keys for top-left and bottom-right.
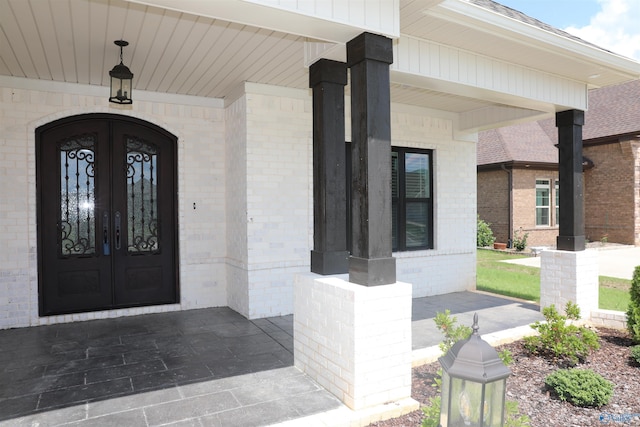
[{"x1": 1, "y1": 0, "x2": 639, "y2": 118}]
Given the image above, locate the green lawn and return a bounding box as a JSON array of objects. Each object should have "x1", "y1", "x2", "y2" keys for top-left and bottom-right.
[{"x1": 476, "y1": 249, "x2": 631, "y2": 311}]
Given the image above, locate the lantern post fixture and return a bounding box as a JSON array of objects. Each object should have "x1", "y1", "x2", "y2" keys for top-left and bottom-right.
[
  {"x1": 109, "y1": 40, "x2": 133, "y2": 104},
  {"x1": 438, "y1": 313, "x2": 511, "y2": 427}
]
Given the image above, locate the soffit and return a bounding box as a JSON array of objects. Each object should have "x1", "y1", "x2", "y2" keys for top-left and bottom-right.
[
  {"x1": 1, "y1": 0, "x2": 638, "y2": 120},
  {"x1": 401, "y1": 0, "x2": 640, "y2": 89}
]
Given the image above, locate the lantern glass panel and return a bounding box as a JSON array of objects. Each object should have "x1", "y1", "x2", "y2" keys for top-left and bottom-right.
[
  {"x1": 110, "y1": 76, "x2": 121, "y2": 100},
  {"x1": 121, "y1": 78, "x2": 131, "y2": 100},
  {"x1": 440, "y1": 370, "x2": 451, "y2": 427},
  {"x1": 446, "y1": 378, "x2": 484, "y2": 427},
  {"x1": 484, "y1": 379, "x2": 506, "y2": 427}
]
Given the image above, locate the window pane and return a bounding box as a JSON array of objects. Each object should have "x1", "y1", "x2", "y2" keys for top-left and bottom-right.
[
  {"x1": 405, "y1": 153, "x2": 429, "y2": 198},
  {"x1": 536, "y1": 179, "x2": 550, "y2": 226},
  {"x1": 392, "y1": 152, "x2": 399, "y2": 198},
  {"x1": 536, "y1": 208, "x2": 549, "y2": 226},
  {"x1": 392, "y1": 200, "x2": 398, "y2": 250},
  {"x1": 405, "y1": 203, "x2": 428, "y2": 248},
  {"x1": 555, "y1": 180, "x2": 559, "y2": 225},
  {"x1": 536, "y1": 188, "x2": 549, "y2": 206}
]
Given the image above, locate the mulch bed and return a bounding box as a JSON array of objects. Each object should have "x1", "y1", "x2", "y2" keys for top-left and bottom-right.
[{"x1": 369, "y1": 328, "x2": 640, "y2": 426}]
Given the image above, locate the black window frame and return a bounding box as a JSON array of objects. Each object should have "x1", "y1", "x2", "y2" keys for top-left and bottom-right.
[
  {"x1": 345, "y1": 143, "x2": 434, "y2": 253},
  {"x1": 392, "y1": 147, "x2": 434, "y2": 251}
]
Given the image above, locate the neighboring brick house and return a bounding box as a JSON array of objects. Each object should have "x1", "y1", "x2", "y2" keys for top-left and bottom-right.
[{"x1": 478, "y1": 80, "x2": 640, "y2": 247}]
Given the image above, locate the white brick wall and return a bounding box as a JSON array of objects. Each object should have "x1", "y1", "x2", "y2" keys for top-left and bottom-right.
[
  {"x1": 0, "y1": 78, "x2": 227, "y2": 328},
  {"x1": 540, "y1": 249, "x2": 599, "y2": 317},
  {"x1": 294, "y1": 273, "x2": 412, "y2": 410},
  {"x1": 0, "y1": 76, "x2": 479, "y2": 328},
  {"x1": 390, "y1": 104, "x2": 477, "y2": 296},
  {"x1": 225, "y1": 94, "x2": 250, "y2": 316},
  {"x1": 243, "y1": 86, "x2": 313, "y2": 317}
]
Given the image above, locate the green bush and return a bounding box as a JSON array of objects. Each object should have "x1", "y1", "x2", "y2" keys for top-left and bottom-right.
[
  {"x1": 505, "y1": 401, "x2": 531, "y2": 427},
  {"x1": 477, "y1": 216, "x2": 496, "y2": 247},
  {"x1": 545, "y1": 368, "x2": 613, "y2": 407},
  {"x1": 434, "y1": 309, "x2": 473, "y2": 354},
  {"x1": 626, "y1": 266, "x2": 640, "y2": 342},
  {"x1": 524, "y1": 302, "x2": 600, "y2": 366},
  {"x1": 631, "y1": 345, "x2": 640, "y2": 365},
  {"x1": 512, "y1": 228, "x2": 528, "y2": 251}
]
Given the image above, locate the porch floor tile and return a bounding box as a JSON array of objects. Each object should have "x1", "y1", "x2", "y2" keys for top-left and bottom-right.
[{"x1": 0, "y1": 291, "x2": 542, "y2": 426}]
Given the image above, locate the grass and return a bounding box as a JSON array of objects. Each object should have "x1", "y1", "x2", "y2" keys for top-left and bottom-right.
[{"x1": 476, "y1": 248, "x2": 631, "y2": 311}]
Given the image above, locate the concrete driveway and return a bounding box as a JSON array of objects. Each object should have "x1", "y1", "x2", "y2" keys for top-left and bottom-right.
[{"x1": 502, "y1": 246, "x2": 640, "y2": 280}]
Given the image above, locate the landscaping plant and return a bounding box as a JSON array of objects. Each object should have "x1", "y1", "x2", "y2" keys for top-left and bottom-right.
[
  {"x1": 524, "y1": 302, "x2": 599, "y2": 366},
  {"x1": 626, "y1": 266, "x2": 640, "y2": 342},
  {"x1": 434, "y1": 309, "x2": 473, "y2": 354},
  {"x1": 631, "y1": 345, "x2": 640, "y2": 365},
  {"x1": 477, "y1": 215, "x2": 495, "y2": 247},
  {"x1": 544, "y1": 368, "x2": 613, "y2": 407},
  {"x1": 512, "y1": 227, "x2": 528, "y2": 251}
]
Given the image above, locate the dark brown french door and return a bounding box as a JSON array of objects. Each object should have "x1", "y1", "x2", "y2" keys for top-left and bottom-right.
[{"x1": 37, "y1": 114, "x2": 178, "y2": 316}]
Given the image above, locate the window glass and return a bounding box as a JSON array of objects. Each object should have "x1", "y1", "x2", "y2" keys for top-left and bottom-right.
[
  {"x1": 405, "y1": 152, "x2": 429, "y2": 198},
  {"x1": 405, "y1": 202, "x2": 428, "y2": 248},
  {"x1": 536, "y1": 179, "x2": 550, "y2": 226},
  {"x1": 392, "y1": 152, "x2": 399, "y2": 198},
  {"x1": 555, "y1": 180, "x2": 559, "y2": 226},
  {"x1": 392, "y1": 200, "x2": 398, "y2": 250}
]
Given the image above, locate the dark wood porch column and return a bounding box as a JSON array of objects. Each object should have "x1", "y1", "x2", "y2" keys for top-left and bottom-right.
[
  {"x1": 310, "y1": 59, "x2": 349, "y2": 274},
  {"x1": 556, "y1": 109, "x2": 586, "y2": 251},
  {"x1": 346, "y1": 32, "x2": 396, "y2": 286}
]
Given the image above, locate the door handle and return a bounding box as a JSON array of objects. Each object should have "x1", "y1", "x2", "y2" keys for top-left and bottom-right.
[
  {"x1": 115, "y1": 211, "x2": 121, "y2": 250},
  {"x1": 103, "y1": 212, "x2": 110, "y2": 255}
]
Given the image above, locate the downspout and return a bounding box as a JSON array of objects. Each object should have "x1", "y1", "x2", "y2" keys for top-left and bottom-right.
[{"x1": 501, "y1": 163, "x2": 513, "y2": 247}]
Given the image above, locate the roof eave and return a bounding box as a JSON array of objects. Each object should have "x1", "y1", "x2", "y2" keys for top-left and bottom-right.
[{"x1": 429, "y1": 0, "x2": 640, "y2": 87}]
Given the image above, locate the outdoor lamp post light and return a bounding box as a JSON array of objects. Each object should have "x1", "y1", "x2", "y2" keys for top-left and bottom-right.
[
  {"x1": 109, "y1": 40, "x2": 133, "y2": 104},
  {"x1": 438, "y1": 313, "x2": 511, "y2": 427}
]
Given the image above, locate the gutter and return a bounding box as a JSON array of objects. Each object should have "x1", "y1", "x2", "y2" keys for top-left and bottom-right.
[{"x1": 501, "y1": 163, "x2": 513, "y2": 246}]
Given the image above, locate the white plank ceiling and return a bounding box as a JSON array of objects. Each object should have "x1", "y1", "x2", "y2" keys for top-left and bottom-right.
[{"x1": 1, "y1": 0, "x2": 638, "y2": 114}]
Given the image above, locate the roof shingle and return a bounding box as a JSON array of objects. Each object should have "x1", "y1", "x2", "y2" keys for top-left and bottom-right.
[{"x1": 478, "y1": 80, "x2": 640, "y2": 166}]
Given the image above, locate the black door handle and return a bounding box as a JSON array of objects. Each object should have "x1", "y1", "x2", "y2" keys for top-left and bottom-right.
[
  {"x1": 103, "y1": 212, "x2": 110, "y2": 255},
  {"x1": 115, "y1": 211, "x2": 121, "y2": 250}
]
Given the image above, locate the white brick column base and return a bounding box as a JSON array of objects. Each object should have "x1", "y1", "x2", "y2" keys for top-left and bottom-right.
[
  {"x1": 293, "y1": 273, "x2": 412, "y2": 410},
  {"x1": 540, "y1": 249, "x2": 599, "y2": 318}
]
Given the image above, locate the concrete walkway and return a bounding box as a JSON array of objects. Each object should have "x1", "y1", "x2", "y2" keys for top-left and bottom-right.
[
  {"x1": 502, "y1": 245, "x2": 640, "y2": 280},
  {"x1": 0, "y1": 291, "x2": 543, "y2": 427}
]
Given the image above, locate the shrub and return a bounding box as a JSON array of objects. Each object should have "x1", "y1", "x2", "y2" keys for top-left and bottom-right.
[
  {"x1": 512, "y1": 228, "x2": 528, "y2": 251},
  {"x1": 505, "y1": 401, "x2": 531, "y2": 427},
  {"x1": 477, "y1": 216, "x2": 495, "y2": 247},
  {"x1": 545, "y1": 368, "x2": 613, "y2": 407},
  {"x1": 434, "y1": 309, "x2": 473, "y2": 354},
  {"x1": 631, "y1": 345, "x2": 640, "y2": 365},
  {"x1": 626, "y1": 266, "x2": 640, "y2": 342},
  {"x1": 524, "y1": 302, "x2": 600, "y2": 366}
]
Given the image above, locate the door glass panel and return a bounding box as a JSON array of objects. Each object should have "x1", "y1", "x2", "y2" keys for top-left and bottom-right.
[
  {"x1": 59, "y1": 135, "x2": 96, "y2": 256},
  {"x1": 126, "y1": 136, "x2": 159, "y2": 253}
]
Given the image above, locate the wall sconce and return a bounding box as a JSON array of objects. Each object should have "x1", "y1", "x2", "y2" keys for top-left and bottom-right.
[
  {"x1": 109, "y1": 40, "x2": 133, "y2": 104},
  {"x1": 439, "y1": 314, "x2": 511, "y2": 426}
]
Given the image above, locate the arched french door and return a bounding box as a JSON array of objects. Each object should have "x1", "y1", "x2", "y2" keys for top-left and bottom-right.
[{"x1": 36, "y1": 114, "x2": 179, "y2": 316}]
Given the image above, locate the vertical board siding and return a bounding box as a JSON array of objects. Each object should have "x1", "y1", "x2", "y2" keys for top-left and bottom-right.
[
  {"x1": 393, "y1": 35, "x2": 588, "y2": 110},
  {"x1": 246, "y1": 0, "x2": 399, "y2": 36}
]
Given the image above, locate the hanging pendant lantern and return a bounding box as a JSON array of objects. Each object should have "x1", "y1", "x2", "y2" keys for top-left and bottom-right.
[{"x1": 109, "y1": 40, "x2": 133, "y2": 104}]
